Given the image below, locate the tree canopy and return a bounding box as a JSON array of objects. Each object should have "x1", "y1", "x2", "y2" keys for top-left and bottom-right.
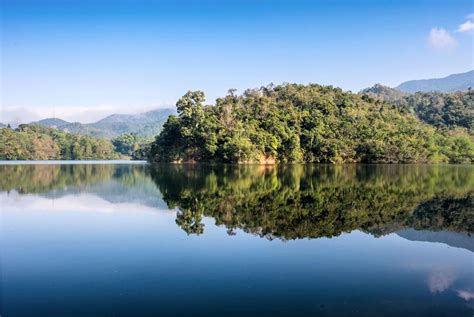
[
  {"x1": 149, "y1": 84, "x2": 474, "y2": 163},
  {"x1": 0, "y1": 124, "x2": 118, "y2": 160},
  {"x1": 360, "y1": 85, "x2": 474, "y2": 130}
]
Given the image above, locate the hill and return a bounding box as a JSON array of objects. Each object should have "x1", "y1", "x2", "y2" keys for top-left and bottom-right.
[
  {"x1": 360, "y1": 85, "x2": 474, "y2": 131},
  {"x1": 31, "y1": 108, "x2": 176, "y2": 139},
  {"x1": 396, "y1": 70, "x2": 474, "y2": 93},
  {"x1": 31, "y1": 118, "x2": 70, "y2": 128},
  {"x1": 89, "y1": 109, "x2": 175, "y2": 138},
  {"x1": 149, "y1": 84, "x2": 474, "y2": 164},
  {"x1": 359, "y1": 84, "x2": 409, "y2": 105}
]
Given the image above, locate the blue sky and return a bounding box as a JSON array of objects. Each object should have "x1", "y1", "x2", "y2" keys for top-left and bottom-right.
[{"x1": 1, "y1": 0, "x2": 473, "y2": 123}]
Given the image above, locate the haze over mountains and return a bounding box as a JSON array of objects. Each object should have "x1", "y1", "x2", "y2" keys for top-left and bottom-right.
[{"x1": 30, "y1": 108, "x2": 175, "y2": 139}]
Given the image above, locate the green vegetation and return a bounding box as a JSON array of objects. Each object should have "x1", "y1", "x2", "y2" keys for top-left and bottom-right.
[
  {"x1": 404, "y1": 90, "x2": 473, "y2": 130},
  {"x1": 361, "y1": 85, "x2": 473, "y2": 130},
  {"x1": 0, "y1": 124, "x2": 118, "y2": 160},
  {"x1": 149, "y1": 164, "x2": 473, "y2": 239},
  {"x1": 149, "y1": 84, "x2": 474, "y2": 163},
  {"x1": 112, "y1": 133, "x2": 145, "y2": 158}
]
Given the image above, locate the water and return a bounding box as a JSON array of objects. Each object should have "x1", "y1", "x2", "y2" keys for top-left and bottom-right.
[{"x1": 1, "y1": 163, "x2": 473, "y2": 317}]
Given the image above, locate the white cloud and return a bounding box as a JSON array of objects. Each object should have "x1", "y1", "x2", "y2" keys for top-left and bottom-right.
[
  {"x1": 457, "y1": 290, "x2": 474, "y2": 301},
  {"x1": 467, "y1": 13, "x2": 474, "y2": 20},
  {"x1": 428, "y1": 27, "x2": 458, "y2": 49},
  {"x1": 457, "y1": 20, "x2": 474, "y2": 32},
  {"x1": 427, "y1": 269, "x2": 456, "y2": 293}
]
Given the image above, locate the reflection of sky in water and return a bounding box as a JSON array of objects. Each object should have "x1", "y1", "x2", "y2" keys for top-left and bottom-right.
[
  {"x1": 428, "y1": 269, "x2": 456, "y2": 294},
  {"x1": 1, "y1": 190, "x2": 473, "y2": 317},
  {"x1": 0, "y1": 191, "x2": 172, "y2": 214}
]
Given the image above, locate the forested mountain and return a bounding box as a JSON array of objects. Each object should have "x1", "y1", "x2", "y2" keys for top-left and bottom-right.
[
  {"x1": 396, "y1": 70, "x2": 474, "y2": 93},
  {"x1": 0, "y1": 125, "x2": 118, "y2": 160},
  {"x1": 149, "y1": 84, "x2": 474, "y2": 164},
  {"x1": 30, "y1": 108, "x2": 175, "y2": 139},
  {"x1": 360, "y1": 85, "x2": 474, "y2": 130}
]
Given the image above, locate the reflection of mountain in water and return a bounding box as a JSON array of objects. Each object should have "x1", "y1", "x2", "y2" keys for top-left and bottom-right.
[
  {"x1": 397, "y1": 229, "x2": 473, "y2": 252},
  {"x1": 1, "y1": 163, "x2": 473, "y2": 243}
]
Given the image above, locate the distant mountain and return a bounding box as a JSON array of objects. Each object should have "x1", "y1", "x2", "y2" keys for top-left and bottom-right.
[
  {"x1": 31, "y1": 108, "x2": 176, "y2": 139},
  {"x1": 90, "y1": 109, "x2": 175, "y2": 137},
  {"x1": 0, "y1": 123, "x2": 7, "y2": 128},
  {"x1": 31, "y1": 118, "x2": 70, "y2": 128},
  {"x1": 396, "y1": 70, "x2": 474, "y2": 93}
]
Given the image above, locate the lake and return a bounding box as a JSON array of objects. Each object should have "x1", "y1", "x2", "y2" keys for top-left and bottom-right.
[{"x1": 1, "y1": 162, "x2": 473, "y2": 317}]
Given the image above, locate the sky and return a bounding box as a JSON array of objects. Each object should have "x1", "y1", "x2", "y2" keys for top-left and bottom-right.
[{"x1": 1, "y1": 0, "x2": 473, "y2": 123}]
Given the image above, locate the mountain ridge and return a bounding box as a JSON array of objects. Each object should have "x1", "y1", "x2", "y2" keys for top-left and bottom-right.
[
  {"x1": 396, "y1": 70, "x2": 474, "y2": 93},
  {"x1": 29, "y1": 108, "x2": 176, "y2": 139}
]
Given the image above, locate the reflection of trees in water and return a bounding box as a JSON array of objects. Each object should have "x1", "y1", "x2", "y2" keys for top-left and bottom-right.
[
  {"x1": 0, "y1": 163, "x2": 169, "y2": 209},
  {"x1": 149, "y1": 164, "x2": 474, "y2": 239},
  {"x1": 406, "y1": 195, "x2": 473, "y2": 234},
  {"x1": 0, "y1": 164, "x2": 116, "y2": 194},
  {"x1": 1, "y1": 163, "x2": 472, "y2": 240},
  {"x1": 0, "y1": 164, "x2": 146, "y2": 194}
]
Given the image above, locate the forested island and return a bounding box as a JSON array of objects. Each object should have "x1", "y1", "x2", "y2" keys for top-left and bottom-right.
[{"x1": 148, "y1": 84, "x2": 473, "y2": 163}]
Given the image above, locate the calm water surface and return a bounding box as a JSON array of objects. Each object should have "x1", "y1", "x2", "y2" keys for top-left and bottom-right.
[{"x1": 0, "y1": 163, "x2": 473, "y2": 317}]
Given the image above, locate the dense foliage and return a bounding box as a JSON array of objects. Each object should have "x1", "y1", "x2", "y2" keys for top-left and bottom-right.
[
  {"x1": 0, "y1": 124, "x2": 118, "y2": 160},
  {"x1": 361, "y1": 85, "x2": 474, "y2": 130},
  {"x1": 149, "y1": 84, "x2": 474, "y2": 163},
  {"x1": 405, "y1": 90, "x2": 473, "y2": 130},
  {"x1": 112, "y1": 133, "x2": 146, "y2": 158}
]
